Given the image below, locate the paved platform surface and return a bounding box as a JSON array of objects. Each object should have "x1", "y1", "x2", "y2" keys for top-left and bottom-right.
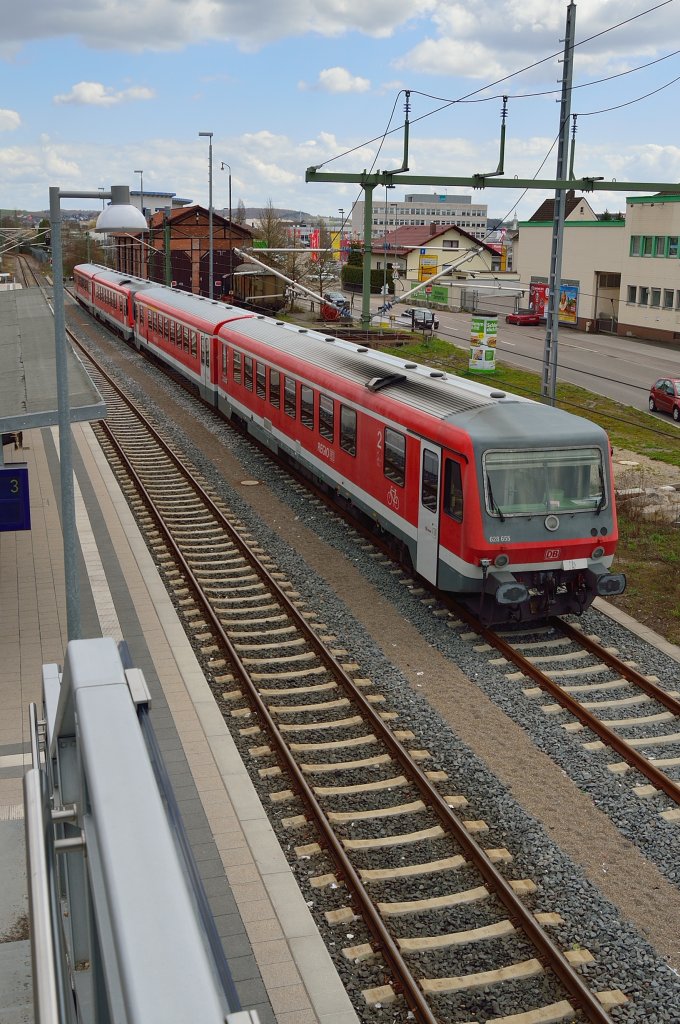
[{"x1": 0, "y1": 422, "x2": 359, "y2": 1024}]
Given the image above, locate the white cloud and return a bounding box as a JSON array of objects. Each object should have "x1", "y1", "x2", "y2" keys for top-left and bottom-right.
[
  {"x1": 53, "y1": 81, "x2": 155, "y2": 105},
  {"x1": 0, "y1": 108, "x2": 21, "y2": 130},
  {"x1": 316, "y1": 67, "x2": 371, "y2": 93}
]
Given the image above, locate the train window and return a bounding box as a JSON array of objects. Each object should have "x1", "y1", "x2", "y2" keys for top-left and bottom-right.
[
  {"x1": 256, "y1": 363, "x2": 266, "y2": 398},
  {"x1": 269, "y1": 369, "x2": 280, "y2": 408},
  {"x1": 301, "y1": 386, "x2": 314, "y2": 429},
  {"x1": 284, "y1": 377, "x2": 297, "y2": 418},
  {"x1": 244, "y1": 356, "x2": 253, "y2": 390},
  {"x1": 319, "y1": 395, "x2": 334, "y2": 442},
  {"x1": 233, "y1": 351, "x2": 242, "y2": 384},
  {"x1": 221, "y1": 346, "x2": 228, "y2": 377},
  {"x1": 183, "y1": 326, "x2": 189, "y2": 351},
  {"x1": 443, "y1": 460, "x2": 463, "y2": 522},
  {"x1": 384, "y1": 427, "x2": 406, "y2": 487},
  {"x1": 340, "y1": 406, "x2": 357, "y2": 456},
  {"x1": 421, "y1": 450, "x2": 439, "y2": 512},
  {"x1": 190, "y1": 331, "x2": 197, "y2": 357},
  {"x1": 170, "y1": 320, "x2": 176, "y2": 343},
  {"x1": 483, "y1": 447, "x2": 605, "y2": 516},
  {"x1": 164, "y1": 318, "x2": 169, "y2": 339}
]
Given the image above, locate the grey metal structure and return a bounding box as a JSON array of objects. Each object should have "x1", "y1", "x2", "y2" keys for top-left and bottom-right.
[{"x1": 23, "y1": 637, "x2": 255, "y2": 1024}]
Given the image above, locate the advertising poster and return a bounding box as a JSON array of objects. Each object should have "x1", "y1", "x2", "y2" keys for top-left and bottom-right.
[
  {"x1": 558, "y1": 284, "x2": 579, "y2": 324},
  {"x1": 469, "y1": 312, "x2": 498, "y2": 373},
  {"x1": 529, "y1": 281, "x2": 549, "y2": 316}
]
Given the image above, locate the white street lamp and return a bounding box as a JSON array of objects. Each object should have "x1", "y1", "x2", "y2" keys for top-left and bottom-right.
[
  {"x1": 220, "y1": 161, "x2": 232, "y2": 295},
  {"x1": 198, "y1": 132, "x2": 214, "y2": 298},
  {"x1": 50, "y1": 184, "x2": 147, "y2": 639}
]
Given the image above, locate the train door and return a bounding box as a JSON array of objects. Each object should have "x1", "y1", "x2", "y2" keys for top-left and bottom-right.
[
  {"x1": 416, "y1": 442, "x2": 441, "y2": 584},
  {"x1": 200, "y1": 334, "x2": 211, "y2": 391}
]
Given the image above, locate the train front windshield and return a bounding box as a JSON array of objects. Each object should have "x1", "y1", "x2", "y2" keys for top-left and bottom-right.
[{"x1": 483, "y1": 447, "x2": 605, "y2": 517}]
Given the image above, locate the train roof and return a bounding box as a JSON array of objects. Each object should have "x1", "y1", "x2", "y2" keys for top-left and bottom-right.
[
  {"x1": 140, "y1": 286, "x2": 254, "y2": 331},
  {"x1": 226, "y1": 317, "x2": 608, "y2": 447},
  {"x1": 76, "y1": 265, "x2": 154, "y2": 295}
]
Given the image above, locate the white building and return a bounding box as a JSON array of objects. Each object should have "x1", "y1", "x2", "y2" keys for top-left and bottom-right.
[{"x1": 351, "y1": 192, "x2": 488, "y2": 241}]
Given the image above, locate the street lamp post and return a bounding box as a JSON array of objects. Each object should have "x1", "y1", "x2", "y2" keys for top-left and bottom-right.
[
  {"x1": 338, "y1": 208, "x2": 344, "y2": 264},
  {"x1": 50, "y1": 185, "x2": 147, "y2": 639},
  {"x1": 220, "y1": 161, "x2": 232, "y2": 295},
  {"x1": 198, "y1": 132, "x2": 214, "y2": 298}
]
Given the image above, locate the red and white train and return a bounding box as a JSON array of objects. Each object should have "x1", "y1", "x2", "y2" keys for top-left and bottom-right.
[{"x1": 74, "y1": 263, "x2": 626, "y2": 624}]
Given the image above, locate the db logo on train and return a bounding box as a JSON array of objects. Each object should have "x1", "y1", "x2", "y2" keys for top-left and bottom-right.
[{"x1": 544, "y1": 549, "x2": 561, "y2": 560}]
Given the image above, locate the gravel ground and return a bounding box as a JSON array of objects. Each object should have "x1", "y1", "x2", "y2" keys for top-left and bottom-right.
[{"x1": 74, "y1": 308, "x2": 680, "y2": 1022}]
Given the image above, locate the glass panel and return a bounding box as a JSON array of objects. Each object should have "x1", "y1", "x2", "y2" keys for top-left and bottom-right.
[
  {"x1": 284, "y1": 377, "x2": 297, "y2": 418},
  {"x1": 483, "y1": 448, "x2": 605, "y2": 517},
  {"x1": 270, "y1": 369, "x2": 280, "y2": 408},
  {"x1": 340, "y1": 406, "x2": 356, "y2": 456},
  {"x1": 443, "y1": 460, "x2": 463, "y2": 521},
  {"x1": 421, "y1": 450, "x2": 439, "y2": 512},
  {"x1": 319, "y1": 395, "x2": 334, "y2": 441},
  {"x1": 233, "y1": 351, "x2": 242, "y2": 384},
  {"x1": 384, "y1": 427, "x2": 406, "y2": 487},
  {"x1": 256, "y1": 364, "x2": 266, "y2": 398},
  {"x1": 301, "y1": 386, "x2": 314, "y2": 429},
  {"x1": 244, "y1": 356, "x2": 253, "y2": 390}
]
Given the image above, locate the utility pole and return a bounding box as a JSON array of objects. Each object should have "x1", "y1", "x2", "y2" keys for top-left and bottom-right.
[{"x1": 542, "y1": 1, "x2": 576, "y2": 405}]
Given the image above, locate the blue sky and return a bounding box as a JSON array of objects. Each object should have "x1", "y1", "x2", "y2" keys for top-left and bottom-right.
[{"x1": 1, "y1": 0, "x2": 679, "y2": 222}]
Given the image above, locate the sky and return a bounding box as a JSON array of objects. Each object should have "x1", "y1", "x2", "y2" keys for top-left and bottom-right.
[{"x1": 1, "y1": 0, "x2": 680, "y2": 225}]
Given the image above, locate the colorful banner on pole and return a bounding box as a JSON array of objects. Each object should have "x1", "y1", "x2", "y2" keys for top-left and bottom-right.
[{"x1": 469, "y1": 313, "x2": 498, "y2": 373}]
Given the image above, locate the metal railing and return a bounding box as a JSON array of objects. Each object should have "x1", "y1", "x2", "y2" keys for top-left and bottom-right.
[{"x1": 24, "y1": 637, "x2": 257, "y2": 1024}]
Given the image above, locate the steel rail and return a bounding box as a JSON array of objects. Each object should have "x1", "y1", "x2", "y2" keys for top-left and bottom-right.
[
  {"x1": 449, "y1": 601, "x2": 680, "y2": 806},
  {"x1": 83, "y1": 358, "x2": 616, "y2": 1024}
]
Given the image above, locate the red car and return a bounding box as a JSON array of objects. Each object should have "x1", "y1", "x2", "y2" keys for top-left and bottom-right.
[
  {"x1": 649, "y1": 377, "x2": 680, "y2": 421},
  {"x1": 505, "y1": 311, "x2": 541, "y2": 326}
]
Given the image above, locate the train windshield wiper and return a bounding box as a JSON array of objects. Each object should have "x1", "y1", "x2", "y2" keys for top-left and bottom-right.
[
  {"x1": 595, "y1": 466, "x2": 606, "y2": 515},
  {"x1": 487, "y1": 477, "x2": 505, "y2": 522}
]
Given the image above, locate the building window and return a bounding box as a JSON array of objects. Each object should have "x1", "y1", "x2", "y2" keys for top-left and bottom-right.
[
  {"x1": 627, "y1": 285, "x2": 636, "y2": 303},
  {"x1": 642, "y1": 236, "x2": 653, "y2": 256},
  {"x1": 663, "y1": 289, "x2": 674, "y2": 309},
  {"x1": 639, "y1": 286, "x2": 649, "y2": 304},
  {"x1": 676, "y1": 290, "x2": 680, "y2": 309},
  {"x1": 654, "y1": 236, "x2": 665, "y2": 256},
  {"x1": 651, "y1": 288, "x2": 661, "y2": 307},
  {"x1": 384, "y1": 427, "x2": 406, "y2": 487},
  {"x1": 669, "y1": 236, "x2": 679, "y2": 257}
]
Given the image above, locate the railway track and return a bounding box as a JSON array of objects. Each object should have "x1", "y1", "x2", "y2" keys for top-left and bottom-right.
[
  {"x1": 446, "y1": 610, "x2": 680, "y2": 820},
  {"x1": 69, "y1": 334, "x2": 632, "y2": 1023}
]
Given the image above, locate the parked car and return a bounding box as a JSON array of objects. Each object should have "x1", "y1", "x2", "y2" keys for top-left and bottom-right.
[
  {"x1": 321, "y1": 291, "x2": 351, "y2": 322},
  {"x1": 505, "y1": 311, "x2": 541, "y2": 326},
  {"x1": 649, "y1": 377, "x2": 680, "y2": 421},
  {"x1": 323, "y1": 290, "x2": 349, "y2": 309},
  {"x1": 395, "y1": 308, "x2": 439, "y2": 330}
]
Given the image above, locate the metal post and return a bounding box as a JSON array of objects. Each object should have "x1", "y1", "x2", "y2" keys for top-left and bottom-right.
[
  {"x1": 221, "y1": 162, "x2": 232, "y2": 294},
  {"x1": 134, "y1": 170, "x2": 144, "y2": 277},
  {"x1": 541, "y1": 2, "x2": 576, "y2": 405},
  {"x1": 199, "y1": 132, "x2": 214, "y2": 298},
  {"x1": 361, "y1": 187, "x2": 375, "y2": 328},
  {"x1": 49, "y1": 186, "x2": 81, "y2": 641}
]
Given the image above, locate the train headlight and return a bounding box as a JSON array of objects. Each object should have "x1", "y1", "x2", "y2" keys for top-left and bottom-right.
[
  {"x1": 591, "y1": 545, "x2": 605, "y2": 559},
  {"x1": 494, "y1": 553, "x2": 510, "y2": 568},
  {"x1": 544, "y1": 514, "x2": 560, "y2": 531}
]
